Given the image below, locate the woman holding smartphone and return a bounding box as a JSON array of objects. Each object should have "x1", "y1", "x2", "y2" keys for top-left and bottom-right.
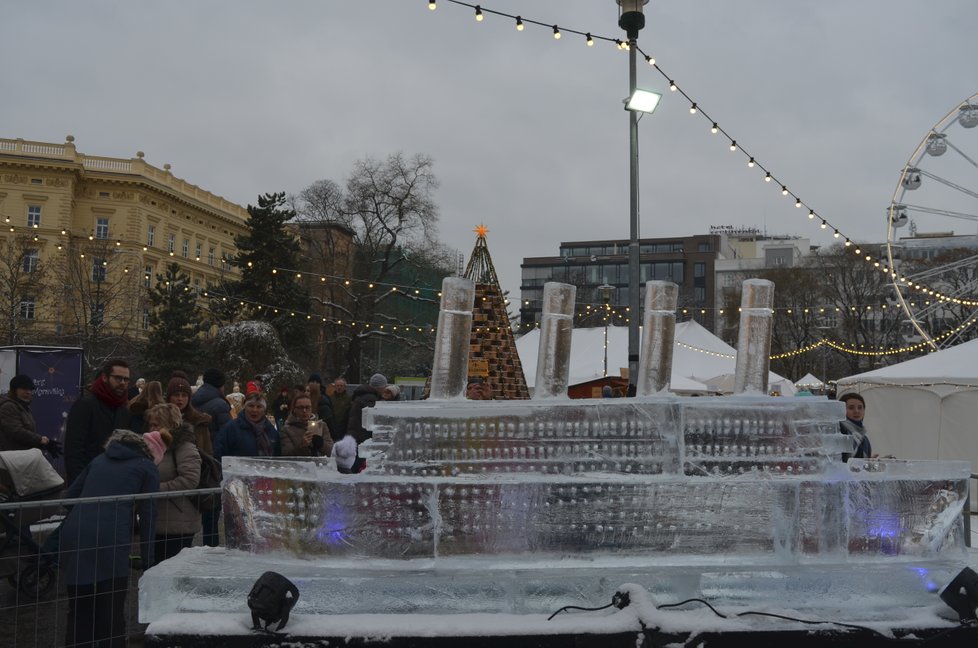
[{"x1": 279, "y1": 393, "x2": 333, "y2": 457}]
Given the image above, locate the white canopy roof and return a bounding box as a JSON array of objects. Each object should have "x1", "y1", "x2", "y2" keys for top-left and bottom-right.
[
  {"x1": 795, "y1": 373, "x2": 824, "y2": 389},
  {"x1": 836, "y1": 337, "x2": 978, "y2": 387},
  {"x1": 515, "y1": 320, "x2": 794, "y2": 395}
]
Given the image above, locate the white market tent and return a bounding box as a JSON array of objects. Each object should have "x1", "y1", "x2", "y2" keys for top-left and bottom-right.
[
  {"x1": 836, "y1": 338, "x2": 978, "y2": 506},
  {"x1": 515, "y1": 320, "x2": 795, "y2": 395},
  {"x1": 795, "y1": 373, "x2": 825, "y2": 390}
]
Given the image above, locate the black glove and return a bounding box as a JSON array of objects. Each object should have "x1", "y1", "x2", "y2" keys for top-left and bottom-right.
[{"x1": 44, "y1": 438, "x2": 62, "y2": 459}]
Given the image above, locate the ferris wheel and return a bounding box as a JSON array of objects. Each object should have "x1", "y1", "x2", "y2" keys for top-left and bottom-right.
[{"x1": 885, "y1": 93, "x2": 978, "y2": 350}]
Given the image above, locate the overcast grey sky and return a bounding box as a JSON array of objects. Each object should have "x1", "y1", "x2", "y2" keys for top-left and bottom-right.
[{"x1": 3, "y1": 1, "x2": 976, "y2": 301}]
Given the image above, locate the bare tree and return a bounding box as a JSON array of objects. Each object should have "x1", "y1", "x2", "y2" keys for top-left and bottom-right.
[
  {"x1": 0, "y1": 233, "x2": 47, "y2": 344},
  {"x1": 55, "y1": 237, "x2": 145, "y2": 377},
  {"x1": 295, "y1": 153, "x2": 453, "y2": 380}
]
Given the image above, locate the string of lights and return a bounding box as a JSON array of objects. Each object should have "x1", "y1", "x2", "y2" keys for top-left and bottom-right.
[
  {"x1": 423, "y1": 1, "x2": 978, "y2": 310},
  {"x1": 2, "y1": 225, "x2": 969, "y2": 357}
]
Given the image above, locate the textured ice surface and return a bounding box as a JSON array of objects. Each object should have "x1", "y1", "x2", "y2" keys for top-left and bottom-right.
[
  {"x1": 534, "y1": 282, "x2": 576, "y2": 398},
  {"x1": 429, "y1": 277, "x2": 475, "y2": 400},
  {"x1": 734, "y1": 279, "x2": 774, "y2": 394},
  {"x1": 141, "y1": 394, "x2": 972, "y2": 625},
  {"x1": 637, "y1": 281, "x2": 678, "y2": 395}
]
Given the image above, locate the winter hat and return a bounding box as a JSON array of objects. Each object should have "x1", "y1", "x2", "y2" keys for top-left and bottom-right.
[
  {"x1": 142, "y1": 431, "x2": 167, "y2": 465},
  {"x1": 166, "y1": 374, "x2": 193, "y2": 398},
  {"x1": 9, "y1": 374, "x2": 35, "y2": 392},
  {"x1": 333, "y1": 435, "x2": 357, "y2": 471},
  {"x1": 368, "y1": 373, "x2": 388, "y2": 390},
  {"x1": 384, "y1": 384, "x2": 400, "y2": 399},
  {"x1": 308, "y1": 373, "x2": 323, "y2": 385},
  {"x1": 203, "y1": 368, "x2": 226, "y2": 388}
]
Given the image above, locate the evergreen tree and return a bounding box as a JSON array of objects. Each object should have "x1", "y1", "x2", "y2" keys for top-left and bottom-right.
[
  {"x1": 230, "y1": 192, "x2": 311, "y2": 352},
  {"x1": 141, "y1": 262, "x2": 202, "y2": 380}
]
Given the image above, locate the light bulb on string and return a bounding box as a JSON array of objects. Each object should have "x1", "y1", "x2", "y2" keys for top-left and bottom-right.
[
  {"x1": 820, "y1": 220, "x2": 827, "y2": 229},
  {"x1": 428, "y1": 0, "x2": 436, "y2": 9},
  {"x1": 516, "y1": 16, "x2": 523, "y2": 30},
  {"x1": 669, "y1": 80, "x2": 677, "y2": 91},
  {"x1": 747, "y1": 158, "x2": 755, "y2": 168},
  {"x1": 808, "y1": 210, "x2": 815, "y2": 219},
  {"x1": 711, "y1": 123, "x2": 718, "y2": 134},
  {"x1": 475, "y1": 5, "x2": 483, "y2": 21},
  {"x1": 645, "y1": 55, "x2": 654, "y2": 65},
  {"x1": 764, "y1": 172, "x2": 771, "y2": 182},
  {"x1": 689, "y1": 103, "x2": 697, "y2": 114},
  {"x1": 586, "y1": 33, "x2": 594, "y2": 46},
  {"x1": 781, "y1": 186, "x2": 788, "y2": 195},
  {"x1": 795, "y1": 198, "x2": 802, "y2": 208},
  {"x1": 730, "y1": 141, "x2": 737, "y2": 151},
  {"x1": 833, "y1": 230, "x2": 841, "y2": 238},
  {"x1": 552, "y1": 25, "x2": 561, "y2": 39}
]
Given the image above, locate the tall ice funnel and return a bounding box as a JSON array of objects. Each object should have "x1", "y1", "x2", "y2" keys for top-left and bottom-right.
[
  {"x1": 429, "y1": 276, "x2": 475, "y2": 399},
  {"x1": 533, "y1": 282, "x2": 576, "y2": 398},
  {"x1": 637, "y1": 280, "x2": 678, "y2": 395},
  {"x1": 734, "y1": 278, "x2": 774, "y2": 394}
]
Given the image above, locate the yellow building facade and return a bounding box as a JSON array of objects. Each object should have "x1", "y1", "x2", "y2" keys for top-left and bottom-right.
[{"x1": 0, "y1": 135, "x2": 247, "y2": 344}]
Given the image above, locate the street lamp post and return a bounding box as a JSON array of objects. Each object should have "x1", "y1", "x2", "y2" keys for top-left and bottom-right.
[
  {"x1": 598, "y1": 281, "x2": 615, "y2": 377},
  {"x1": 617, "y1": 0, "x2": 656, "y2": 393}
]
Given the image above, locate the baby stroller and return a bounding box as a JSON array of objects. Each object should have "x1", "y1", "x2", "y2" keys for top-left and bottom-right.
[{"x1": 0, "y1": 448, "x2": 64, "y2": 598}]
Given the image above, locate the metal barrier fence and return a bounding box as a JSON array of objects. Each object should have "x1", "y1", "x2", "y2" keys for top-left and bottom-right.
[
  {"x1": 3, "y1": 480, "x2": 977, "y2": 647},
  {"x1": 0, "y1": 487, "x2": 221, "y2": 648}
]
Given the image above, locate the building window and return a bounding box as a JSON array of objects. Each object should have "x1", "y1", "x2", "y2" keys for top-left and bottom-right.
[
  {"x1": 195, "y1": 242, "x2": 202, "y2": 260},
  {"x1": 698, "y1": 242, "x2": 712, "y2": 252},
  {"x1": 208, "y1": 247, "x2": 215, "y2": 266},
  {"x1": 26, "y1": 205, "x2": 41, "y2": 228},
  {"x1": 147, "y1": 225, "x2": 156, "y2": 247},
  {"x1": 182, "y1": 238, "x2": 189, "y2": 258},
  {"x1": 19, "y1": 297, "x2": 35, "y2": 320},
  {"x1": 694, "y1": 286, "x2": 706, "y2": 303},
  {"x1": 193, "y1": 278, "x2": 201, "y2": 294},
  {"x1": 92, "y1": 258, "x2": 106, "y2": 282},
  {"x1": 144, "y1": 265, "x2": 153, "y2": 288},
  {"x1": 95, "y1": 218, "x2": 109, "y2": 240},
  {"x1": 23, "y1": 249, "x2": 39, "y2": 273},
  {"x1": 694, "y1": 262, "x2": 706, "y2": 278},
  {"x1": 167, "y1": 233, "x2": 175, "y2": 253}
]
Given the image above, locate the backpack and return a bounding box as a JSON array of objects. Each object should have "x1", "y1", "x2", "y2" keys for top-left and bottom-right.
[{"x1": 191, "y1": 450, "x2": 223, "y2": 513}]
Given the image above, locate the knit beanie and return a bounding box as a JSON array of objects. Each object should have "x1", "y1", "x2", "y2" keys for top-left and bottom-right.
[
  {"x1": 368, "y1": 373, "x2": 387, "y2": 390},
  {"x1": 166, "y1": 375, "x2": 193, "y2": 398},
  {"x1": 202, "y1": 368, "x2": 226, "y2": 388},
  {"x1": 142, "y1": 431, "x2": 167, "y2": 465},
  {"x1": 308, "y1": 373, "x2": 323, "y2": 385},
  {"x1": 333, "y1": 435, "x2": 357, "y2": 471},
  {"x1": 9, "y1": 374, "x2": 35, "y2": 392}
]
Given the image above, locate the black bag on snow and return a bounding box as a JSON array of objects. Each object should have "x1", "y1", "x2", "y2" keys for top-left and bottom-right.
[{"x1": 248, "y1": 571, "x2": 299, "y2": 631}]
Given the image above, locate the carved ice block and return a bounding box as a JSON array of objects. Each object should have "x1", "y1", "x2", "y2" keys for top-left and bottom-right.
[
  {"x1": 637, "y1": 281, "x2": 678, "y2": 395},
  {"x1": 734, "y1": 279, "x2": 775, "y2": 394},
  {"x1": 533, "y1": 282, "x2": 576, "y2": 398},
  {"x1": 430, "y1": 277, "x2": 475, "y2": 400}
]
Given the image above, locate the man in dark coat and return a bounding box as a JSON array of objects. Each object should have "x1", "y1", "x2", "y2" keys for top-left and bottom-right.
[
  {"x1": 328, "y1": 377, "x2": 353, "y2": 440},
  {"x1": 64, "y1": 359, "x2": 132, "y2": 485},
  {"x1": 190, "y1": 368, "x2": 231, "y2": 547},
  {"x1": 347, "y1": 373, "x2": 386, "y2": 444},
  {"x1": 191, "y1": 368, "x2": 232, "y2": 440},
  {"x1": 0, "y1": 374, "x2": 60, "y2": 455}
]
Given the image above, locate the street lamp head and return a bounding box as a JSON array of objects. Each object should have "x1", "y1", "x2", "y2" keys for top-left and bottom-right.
[
  {"x1": 625, "y1": 88, "x2": 661, "y2": 113},
  {"x1": 617, "y1": 0, "x2": 649, "y2": 38}
]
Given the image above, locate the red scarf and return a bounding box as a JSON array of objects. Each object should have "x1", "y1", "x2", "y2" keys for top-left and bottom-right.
[{"x1": 89, "y1": 375, "x2": 129, "y2": 408}]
